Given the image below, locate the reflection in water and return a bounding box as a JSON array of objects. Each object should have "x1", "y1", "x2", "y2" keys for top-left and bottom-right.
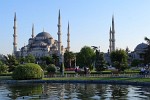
[{"x1": 0, "y1": 83, "x2": 150, "y2": 100}]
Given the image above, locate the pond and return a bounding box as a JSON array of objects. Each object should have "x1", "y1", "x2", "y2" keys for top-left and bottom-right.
[{"x1": 0, "y1": 83, "x2": 150, "y2": 100}]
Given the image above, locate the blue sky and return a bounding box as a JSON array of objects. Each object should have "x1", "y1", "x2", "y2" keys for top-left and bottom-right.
[{"x1": 0, "y1": 0, "x2": 150, "y2": 55}]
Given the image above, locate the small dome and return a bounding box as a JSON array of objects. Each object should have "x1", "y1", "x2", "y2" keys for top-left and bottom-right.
[
  {"x1": 134, "y1": 43, "x2": 148, "y2": 52},
  {"x1": 36, "y1": 32, "x2": 52, "y2": 38}
]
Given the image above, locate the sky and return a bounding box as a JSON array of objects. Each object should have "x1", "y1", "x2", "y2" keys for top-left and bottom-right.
[{"x1": 0, "y1": 0, "x2": 150, "y2": 55}]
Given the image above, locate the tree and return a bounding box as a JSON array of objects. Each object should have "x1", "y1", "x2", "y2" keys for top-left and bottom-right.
[
  {"x1": 4, "y1": 54, "x2": 19, "y2": 72},
  {"x1": 18, "y1": 56, "x2": 26, "y2": 64},
  {"x1": 40, "y1": 56, "x2": 53, "y2": 65},
  {"x1": 25, "y1": 54, "x2": 36, "y2": 63},
  {"x1": 95, "y1": 50, "x2": 106, "y2": 71},
  {"x1": 52, "y1": 54, "x2": 59, "y2": 66},
  {"x1": 0, "y1": 60, "x2": 8, "y2": 74},
  {"x1": 64, "y1": 51, "x2": 75, "y2": 68},
  {"x1": 131, "y1": 59, "x2": 142, "y2": 67},
  {"x1": 110, "y1": 49, "x2": 128, "y2": 71},
  {"x1": 76, "y1": 46, "x2": 95, "y2": 68},
  {"x1": 144, "y1": 37, "x2": 150, "y2": 64}
]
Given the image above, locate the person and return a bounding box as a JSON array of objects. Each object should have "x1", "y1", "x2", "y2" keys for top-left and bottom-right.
[
  {"x1": 140, "y1": 67, "x2": 145, "y2": 75},
  {"x1": 84, "y1": 66, "x2": 87, "y2": 74},
  {"x1": 75, "y1": 67, "x2": 78, "y2": 73},
  {"x1": 75, "y1": 66, "x2": 79, "y2": 77},
  {"x1": 75, "y1": 66, "x2": 79, "y2": 73}
]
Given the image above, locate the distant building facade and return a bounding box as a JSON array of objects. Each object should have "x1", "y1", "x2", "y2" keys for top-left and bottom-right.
[
  {"x1": 129, "y1": 43, "x2": 148, "y2": 61},
  {"x1": 13, "y1": 10, "x2": 70, "y2": 64}
]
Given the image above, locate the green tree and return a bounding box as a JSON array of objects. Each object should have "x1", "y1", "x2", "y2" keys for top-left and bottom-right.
[
  {"x1": 64, "y1": 51, "x2": 75, "y2": 68},
  {"x1": 25, "y1": 54, "x2": 36, "y2": 63},
  {"x1": 40, "y1": 56, "x2": 53, "y2": 65},
  {"x1": 131, "y1": 59, "x2": 142, "y2": 67},
  {"x1": 110, "y1": 49, "x2": 128, "y2": 71},
  {"x1": 95, "y1": 51, "x2": 106, "y2": 71},
  {"x1": 144, "y1": 37, "x2": 150, "y2": 64},
  {"x1": 76, "y1": 46, "x2": 95, "y2": 68},
  {"x1": 52, "y1": 54, "x2": 59, "y2": 66},
  {"x1": 4, "y1": 54, "x2": 19, "y2": 72},
  {"x1": 0, "y1": 60, "x2": 8, "y2": 74},
  {"x1": 46, "y1": 64, "x2": 56, "y2": 73}
]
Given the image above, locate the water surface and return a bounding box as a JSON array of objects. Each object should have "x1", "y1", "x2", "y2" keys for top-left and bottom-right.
[{"x1": 0, "y1": 83, "x2": 150, "y2": 100}]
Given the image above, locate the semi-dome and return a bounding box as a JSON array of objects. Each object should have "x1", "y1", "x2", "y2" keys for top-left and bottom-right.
[
  {"x1": 36, "y1": 32, "x2": 52, "y2": 38},
  {"x1": 134, "y1": 43, "x2": 148, "y2": 52}
]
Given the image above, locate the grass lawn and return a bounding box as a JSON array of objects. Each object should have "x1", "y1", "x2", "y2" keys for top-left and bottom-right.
[
  {"x1": 0, "y1": 76, "x2": 12, "y2": 80},
  {"x1": 0, "y1": 74, "x2": 150, "y2": 83},
  {"x1": 43, "y1": 77, "x2": 150, "y2": 82}
]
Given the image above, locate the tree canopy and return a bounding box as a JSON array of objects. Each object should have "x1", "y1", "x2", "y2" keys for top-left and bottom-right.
[
  {"x1": 110, "y1": 49, "x2": 128, "y2": 71},
  {"x1": 144, "y1": 37, "x2": 150, "y2": 64},
  {"x1": 4, "y1": 54, "x2": 19, "y2": 72},
  {"x1": 76, "y1": 46, "x2": 95, "y2": 68},
  {"x1": 64, "y1": 51, "x2": 75, "y2": 68},
  {"x1": 95, "y1": 50, "x2": 106, "y2": 71}
]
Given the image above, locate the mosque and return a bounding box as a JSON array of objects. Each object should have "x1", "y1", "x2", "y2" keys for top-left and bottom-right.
[
  {"x1": 104, "y1": 16, "x2": 148, "y2": 64},
  {"x1": 13, "y1": 10, "x2": 70, "y2": 64},
  {"x1": 12, "y1": 10, "x2": 148, "y2": 65}
]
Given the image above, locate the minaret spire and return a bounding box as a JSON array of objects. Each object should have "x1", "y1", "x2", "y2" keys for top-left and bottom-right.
[
  {"x1": 13, "y1": 12, "x2": 17, "y2": 55},
  {"x1": 109, "y1": 26, "x2": 112, "y2": 52},
  {"x1": 111, "y1": 15, "x2": 115, "y2": 51},
  {"x1": 67, "y1": 21, "x2": 70, "y2": 52},
  {"x1": 31, "y1": 24, "x2": 34, "y2": 38},
  {"x1": 57, "y1": 9, "x2": 62, "y2": 61}
]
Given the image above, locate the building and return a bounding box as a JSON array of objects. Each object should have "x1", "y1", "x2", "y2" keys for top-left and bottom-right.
[
  {"x1": 109, "y1": 15, "x2": 115, "y2": 53},
  {"x1": 13, "y1": 10, "x2": 70, "y2": 64},
  {"x1": 104, "y1": 15, "x2": 116, "y2": 65},
  {"x1": 129, "y1": 43, "x2": 148, "y2": 61}
]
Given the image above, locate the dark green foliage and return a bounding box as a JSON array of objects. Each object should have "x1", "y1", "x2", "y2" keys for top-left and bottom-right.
[
  {"x1": 131, "y1": 59, "x2": 142, "y2": 67},
  {"x1": 110, "y1": 49, "x2": 128, "y2": 71},
  {"x1": 39, "y1": 64, "x2": 47, "y2": 71},
  {"x1": 64, "y1": 51, "x2": 75, "y2": 68},
  {"x1": 25, "y1": 54, "x2": 36, "y2": 63},
  {"x1": 18, "y1": 54, "x2": 35, "y2": 64},
  {"x1": 95, "y1": 51, "x2": 106, "y2": 71},
  {"x1": 40, "y1": 56, "x2": 53, "y2": 65},
  {"x1": 52, "y1": 54, "x2": 59, "y2": 66},
  {"x1": 4, "y1": 54, "x2": 19, "y2": 72},
  {"x1": 0, "y1": 60, "x2": 8, "y2": 74},
  {"x1": 76, "y1": 46, "x2": 95, "y2": 68},
  {"x1": 18, "y1": 57, "x2": 25, "y2": 64},
  {"x1": 46, "y1": 64, "x2": 56, "y2": 73},
  {"x1": 144, "y1": 37, "x2": 150, "y2": 64},
  {"x1": 12, "y1": 63, "x2": 43, "y2": 80}
]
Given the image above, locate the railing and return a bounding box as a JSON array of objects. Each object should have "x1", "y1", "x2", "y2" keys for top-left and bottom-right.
[{"x1": 45, "y1": 73, "x2": 150, "y2": 78}]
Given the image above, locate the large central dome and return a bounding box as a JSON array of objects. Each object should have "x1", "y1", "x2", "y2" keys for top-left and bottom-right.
[
  {"x1": 36, "y1": 32, "x2": 52, "y2": 38},
  {"x1": 134, "y1": 43, "x2": 148, "y2": 52}
]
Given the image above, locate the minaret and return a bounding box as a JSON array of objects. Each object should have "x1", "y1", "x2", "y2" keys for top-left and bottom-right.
[
  {"x1": 13, "y1": 12, "x2": 17, "y2": 54},
  {"x1": 31, "y1": 24, "x2": 34, "y2": 38},
  {"x1": 111, "y1": 15, "x2": 115, "y2": 51},
  {"x1": 57, "y1": 10, "x2": 62, "y2": 57},
  {"x1": 109, "y1": 27, "x2": 112, "y2": 52},
  {"x1": 67, "y1": 21, "x2": 70, "y2": 52}
]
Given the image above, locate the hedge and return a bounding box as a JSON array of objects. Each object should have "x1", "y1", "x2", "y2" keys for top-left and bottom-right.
[{"x1": 12, "y1": 63, "x2": 43, "y2": 80}]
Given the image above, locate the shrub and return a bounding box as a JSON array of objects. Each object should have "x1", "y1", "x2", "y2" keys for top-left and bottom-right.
[
  {"x1": 12, "y1": 63, "x2": 43, "y2": 80},
  {"x1": 47, "y1": 64, "x2": 56, "y2": 73},
  {"x1": 0, "y1": 61, "x2": 8, "y2": 74}
]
